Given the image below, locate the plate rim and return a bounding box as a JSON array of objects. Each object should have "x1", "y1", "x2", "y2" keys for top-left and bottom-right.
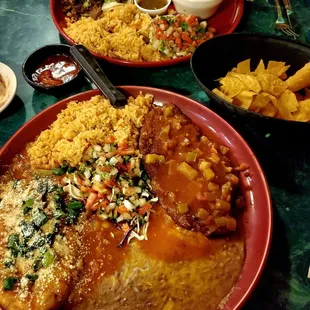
[
  {"x1": 49, "y1": 0, "x2": 244, "y2": 68},
  {"x1": 0, "y1": 86, "x2": 272, "y2": 309}
]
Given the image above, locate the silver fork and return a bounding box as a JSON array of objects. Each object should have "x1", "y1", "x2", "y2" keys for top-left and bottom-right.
[{"x1": 274, "y1": 0, "x2": 298, "y2": 38}]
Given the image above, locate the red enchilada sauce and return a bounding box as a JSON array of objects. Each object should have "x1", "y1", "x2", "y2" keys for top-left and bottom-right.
[{"x1": 32, "y1": 55, "x2": 79, "y2": 87}]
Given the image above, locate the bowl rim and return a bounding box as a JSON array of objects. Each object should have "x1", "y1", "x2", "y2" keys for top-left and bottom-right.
[
  {"x1": 22, "y1": 43, "x2": 82, "y2": 90},
  {"x1": 0, "y1": 86, "x2": 272, "y2": 309},
  {"x1": 190, "y1": 32, "x2": 310, "y2": 125},
  {"x1": 0, "y1": 62, "x2": 17, "y2": 114}
]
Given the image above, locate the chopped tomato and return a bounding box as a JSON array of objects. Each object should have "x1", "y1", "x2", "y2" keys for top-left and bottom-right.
[
  {"x1": 125, "y1": 162, "x2": 131, "y2": 171},
  {"x1": 99, "y1": 166, "x2": 111, "y2": 173},
  {"x1": 181, "y1": 33, "x2": 192, "y2": 44},
  {"x1": 104, "y1": 179, "x2": 117, "y2": 188},
  {"x1": 80, "y1": 185, "x2": 90, "y2": 193},
  {"x1": 105, "y1": 135, "x2": 115, "y2": 144},
  {"x1": 138, "y1": 203, "x2": 152, "y2": 215},
  {"x1": 116, "y1": 162, "x2": 128, "y2": 171},
  {"x1": 186, "y1": 15, "x2": 198, "y2": 26},
  {"x1": 118, "y1": 205, "x2": 128, "y2": 214},
  {"x1": 98, "y1": 193, "x2": 105, "y2": 199},
  {"x1": 118, "y1": 142, "x2": 129, "y2": 150}
]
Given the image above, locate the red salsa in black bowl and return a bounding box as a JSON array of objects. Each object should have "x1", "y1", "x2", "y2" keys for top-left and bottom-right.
[{"x1": 23, "y1": 44, "x2": 82, "y2": 94}]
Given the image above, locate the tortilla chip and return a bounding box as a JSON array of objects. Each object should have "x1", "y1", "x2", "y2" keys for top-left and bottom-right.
[
  {"x1": 293, "y1": 99, "x2": 310, "y2": 122},
  {"x1": 236, "y1": 59, "x2": 251, "y2": 74},
  {"x1": 259, "y1": 102, "x2": 278, "y2": 117},
  {"x1": 249, "y1": 93, "x2": 270, "y2": 112},
  {"x1": 279, "y1": 72, "x2": 288, "y2": 80},
  {"x1": 254, "y1": 59, "x2": 265, "y2": 75},
  {"x1": 219, "y1": 75, "x2": 246, "y2": 97},
  {"x1": 278, "y1": 89, "x2": 299, "y2": 113},
  {"x1": 227, "y1": 72, "x2": 261, "y2": 93},
  {"x1": 256, "y1": 73, "x2": 288, "y2": 96},
  {"x1": 286, "y1": 62, "x2": 310, "y2": 92},
  {"x1": 212, "y1": 88, "x2": 233, "y2": 103},
  {"x1": 266, "y1": 61, "x2": 290, "y2": 77},
  {"x1": 233, "y1": 91, "x2": 256, "y2": 109},
  {"x1": 265, "y1": 93, "x2": 292, "y2": 120}
]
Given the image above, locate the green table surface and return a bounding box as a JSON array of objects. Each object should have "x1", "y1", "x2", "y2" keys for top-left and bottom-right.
[{"x1": 1, "y1": 0, "x2": 310, "y2": 309}]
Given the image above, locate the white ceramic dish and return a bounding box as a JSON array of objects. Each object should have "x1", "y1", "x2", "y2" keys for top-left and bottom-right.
[
  {"x1": 134, "y1": 0, "x2": 171, "y2": 16},
  {"x1": 173, "y1": 0, "x2": 223, "y2": 19},
  {"x1": 0, "y1": 63, "x2": 17, "y2": 114}
]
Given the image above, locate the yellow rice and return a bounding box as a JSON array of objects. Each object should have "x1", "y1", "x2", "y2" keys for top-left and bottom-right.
[
  {"x1": 27, "y1": 93, "x2": 153, "y2": 169},
  {"x1": 64, "y1": 4, "x2": 162, "y2": 62}
]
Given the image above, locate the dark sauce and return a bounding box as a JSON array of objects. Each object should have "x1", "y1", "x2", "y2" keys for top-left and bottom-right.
[
  {"x1": 32, "y1": 54, "x2": 79, "y2": 87},
  {"x1": 138, "y1": 0, "x2": 167, "y2": 10}
]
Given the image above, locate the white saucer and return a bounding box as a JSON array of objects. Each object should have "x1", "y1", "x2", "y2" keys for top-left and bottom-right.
[{"x1": 0, "y1": 62, "x2": 17, "y2": 114}]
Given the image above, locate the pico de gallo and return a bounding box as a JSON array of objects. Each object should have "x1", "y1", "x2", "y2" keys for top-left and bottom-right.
[
  {"x1": 53, "y1": 136, "x2": 158, "y2": 246},
  {"x1": 150, "y1": 14, "x2": 216, "y2": 58}
]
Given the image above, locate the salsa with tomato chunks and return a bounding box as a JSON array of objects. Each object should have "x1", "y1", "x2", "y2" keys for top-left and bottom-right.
[
  {"x1": 32, "y1": 54, "x2": 79, "y2": 87},
  {"x1": 151, "y1": 14, "x2": 216, "y2": 58}
]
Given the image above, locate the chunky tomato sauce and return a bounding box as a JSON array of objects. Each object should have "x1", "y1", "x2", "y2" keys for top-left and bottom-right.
[{"x1": 32, "y1": 55, "x2": 79, "y2": 87}]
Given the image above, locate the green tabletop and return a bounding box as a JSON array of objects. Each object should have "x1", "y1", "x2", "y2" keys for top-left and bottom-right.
[{"x1": 1, "y1": 0, "x2": 310, "y2": 309}]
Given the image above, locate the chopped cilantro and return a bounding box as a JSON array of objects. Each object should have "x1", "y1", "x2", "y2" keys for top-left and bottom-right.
[{"x1": 181, "y1": 22, "x2": 188, "y2": 31}]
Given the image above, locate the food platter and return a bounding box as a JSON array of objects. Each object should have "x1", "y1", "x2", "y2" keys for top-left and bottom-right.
[
  {"x1": 0, "y1": 86, "x2": 271, "y2": 309},
  {"x1": 50, "y1": 0, "x2": 244, "y2": 67}
]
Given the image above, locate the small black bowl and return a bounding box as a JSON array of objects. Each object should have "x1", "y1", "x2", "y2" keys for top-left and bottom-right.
[
  {"x1": 190, "y1": 33, "x2": 310, "y2": 145},
  {"x1": 22, "y1": 44, "x2": 83, "y2": 95}
]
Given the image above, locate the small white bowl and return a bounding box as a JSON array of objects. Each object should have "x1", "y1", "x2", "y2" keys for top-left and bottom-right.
[
  {"x1": 173, "y1": 0, "x2": 223, "y2": 19},
  {"x1": 0, "y1": 63, "x2": 17, "y2": 114},
  {"x1": 134, "y1": 0, "x2": 171, "y2": 16}
]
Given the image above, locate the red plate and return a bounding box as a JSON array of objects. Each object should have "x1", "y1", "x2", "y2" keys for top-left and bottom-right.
[
  {"x1": 50, "y1": 0, "x2": 244, "y2": 68},
  {"x1": 0, "y1": 86, "x2": 271, "y2": 309}
]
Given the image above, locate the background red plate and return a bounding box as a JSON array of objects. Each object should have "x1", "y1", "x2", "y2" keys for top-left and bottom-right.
[
  {"x1": 0, "y1": 86, "x2": 271, "y2": 309},
  {"x1": 50, "y1": 0, "x2": 244, "y2": 68}
]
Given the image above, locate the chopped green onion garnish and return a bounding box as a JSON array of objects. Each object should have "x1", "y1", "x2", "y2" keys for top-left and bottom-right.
[
  {"x1": 42, "y1": 251, "x2": 54, "y2": 268},
  {"x1": 3, "y1": 277, "x2": 17, "y2": 291},
  {"x1": 25, "y1": 274, "x2": 38, "y2": 282},
  {"x1": 68, "y1": 201, "x2": 83, "y2": 210},
  {"x1": 33, "y1": 211, "x2": 48, "y2": 227},
  {"x1": 52, "y1": 167, "x2": 65, "y2": 176}
]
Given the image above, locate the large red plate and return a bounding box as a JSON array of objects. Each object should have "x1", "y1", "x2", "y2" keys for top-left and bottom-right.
[
  {"x1": 50, "y1": 0, "x2": 244, "y2": 67},
  {"x1": 0, "y1": 86, "x2": 271, "y2": 309}
]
